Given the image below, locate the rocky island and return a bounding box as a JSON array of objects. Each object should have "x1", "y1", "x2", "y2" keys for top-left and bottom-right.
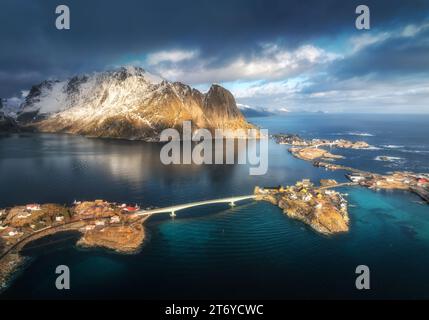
[
  {"x1": 273, "y1": 134, "x2": 371, "y2": 161},
  {"x1": 289, "y1": 146, "x2": 344, "y2": 161},
  {"x1": 272, "y1": 134, "x2": 370, "y2": 161},
  {"x1": 254, "y1": 179, "x2": 350, "y2": 235},
  {"x1": 273, "y1": 133, "x2": 370, "y2": 149}
]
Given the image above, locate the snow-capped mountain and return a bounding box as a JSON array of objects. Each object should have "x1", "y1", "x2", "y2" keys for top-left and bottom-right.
[{"x1": 16, "y1": 66, "x2": 251, "y2": 140}]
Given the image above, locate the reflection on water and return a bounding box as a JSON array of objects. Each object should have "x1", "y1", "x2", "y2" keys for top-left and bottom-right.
[
  {"x1": 0, "y1": 133, "x2": 332, "y2": 208},
  {"x1": 0, "y1": 134, "x2": 249, "y2": 207},
  {"x1": 1, "y1": 121, "x2": 429, "y2": 299}
]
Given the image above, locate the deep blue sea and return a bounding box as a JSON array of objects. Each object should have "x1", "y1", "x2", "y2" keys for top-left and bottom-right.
[{"x1": 0, "y1": 113, "x2": 428, "y2": 299}]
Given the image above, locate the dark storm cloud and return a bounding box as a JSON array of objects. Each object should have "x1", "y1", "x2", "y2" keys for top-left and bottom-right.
[
  {"x1": 333, "y1": 29, "x2": 429, "y2": 80},
  {"x1": 297, "y1": 23, "x2": 429, "y2": 99},
  {"x1": 0, "y1": 0, "x2": 428, "y2": 97}
]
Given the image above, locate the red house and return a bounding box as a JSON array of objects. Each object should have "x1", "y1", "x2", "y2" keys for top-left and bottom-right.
[
  {"x1": 26, "y1": 204, "x2": 41, "y2": 211},
  {"x1": 418, "y1": 178, "x2": 428, "y2": 185},
  {"x1": 122, "y1": 205, "x2": 140, "y2": 212}
]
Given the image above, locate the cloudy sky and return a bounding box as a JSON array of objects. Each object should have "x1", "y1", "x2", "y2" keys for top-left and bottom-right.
[{"x1": 1, "y1": 0, "x2": 429, "y2": 113}]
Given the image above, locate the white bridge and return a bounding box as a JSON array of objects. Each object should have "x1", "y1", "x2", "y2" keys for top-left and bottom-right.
[{"x1": 137, "y1": 195, "x2": 256, "y2": 217}]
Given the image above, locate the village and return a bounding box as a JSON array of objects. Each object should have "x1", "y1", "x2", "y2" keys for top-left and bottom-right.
[
  {"x1": 0, "y1": 200, "x2": 150, "y2": 290},
  {"x1": 272, "y1": 133, "x2": 429, "y2": 205},
  {"x1": 254, "y1": 179, "x2": 350, "y2": 235},
  {"x1": 0, "y1": 200, "x2": 144, "y2": 248},
  {"x1": 345, "y1": 171, "x2": 429, "y2": 202},
  {"x1": 312, "y1": 161, "x2": 429, "y2": 203}
]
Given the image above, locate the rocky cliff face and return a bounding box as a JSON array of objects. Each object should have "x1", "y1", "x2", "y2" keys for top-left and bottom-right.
[{"x1": 16, "y1": 67, "x2": 251, "y2": 140}]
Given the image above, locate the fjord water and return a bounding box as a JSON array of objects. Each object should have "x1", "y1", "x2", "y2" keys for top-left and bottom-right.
[{"x1": 1, "y1": 113, "x2": 428, "y2": 299}]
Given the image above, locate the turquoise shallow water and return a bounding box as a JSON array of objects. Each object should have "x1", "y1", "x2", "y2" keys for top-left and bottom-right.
[{"x1": 0, "y1": 114, "x2": 428, "y2": 299}]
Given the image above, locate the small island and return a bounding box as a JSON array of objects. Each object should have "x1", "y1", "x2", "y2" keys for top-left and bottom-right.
[
  {"x1": 255, "y1": 179, "x2": 350, "y2": 235},
  {"x1": 289, "y1": 147, "x2": 344, "y2": 161},
  {"x1": 272, "y1": 134, "x2": 371, "y2": 161},
  {"x1": 273, "y1": 133, "x2": 371, "y2": 149}
]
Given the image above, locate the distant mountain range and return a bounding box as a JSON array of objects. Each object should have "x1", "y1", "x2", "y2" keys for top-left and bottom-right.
[
  {"x1": 237, "y1": 104, "x2": 329, "y2": 117},
  {"x1": 237, "y1": 104, "x2": 274, "y2": 117},
  {"x1": 7, "y1": 67, "x2": 252, "y2": 140},
  {"x1": 237, "y1": 104, "x2": 291, "y2": 118}
]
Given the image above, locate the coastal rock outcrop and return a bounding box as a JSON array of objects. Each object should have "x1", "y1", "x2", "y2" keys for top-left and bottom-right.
[
  {"x1": 255, "y1": 181, "x2": 350, "y2": 235},
  {"x1": 289, "y1": 147, "x2": 344, "y2": 161},
  {"x1": 77, "y1": 224, "x2": 145, "y2": 253}
]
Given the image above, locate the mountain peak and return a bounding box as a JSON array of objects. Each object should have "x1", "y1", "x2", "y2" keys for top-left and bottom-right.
[
  {"x1": 15, "y1": 67, "x2": 252, "y2": 140},
  {"x1": 102, "y1": 66, "x2": 164, "y2": 84}
]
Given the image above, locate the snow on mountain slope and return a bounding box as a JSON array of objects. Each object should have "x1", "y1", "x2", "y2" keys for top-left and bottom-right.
[{"x1": 17, "y1": 67, "x2": 251, "y2": 140}]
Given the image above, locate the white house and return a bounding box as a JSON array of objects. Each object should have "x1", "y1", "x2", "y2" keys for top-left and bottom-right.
[
  {"x1": 17, "y1": 213, "x2": 32, "y2": 219},
  {"x1": 8, "y1": 230, "x2": 19, "y2": 237},
  {"x1": 26, "y1": 204, "x2": 41, "y2": 211},
  {"x1": 110, "y1": 216, "x2": 120, "y2": 223},
  {"x1": 290, "y1": 194, "x2": 298, "y2": 200},
  {"x1": 303, "y1": 195, "x2": 312, "y2": 202}
]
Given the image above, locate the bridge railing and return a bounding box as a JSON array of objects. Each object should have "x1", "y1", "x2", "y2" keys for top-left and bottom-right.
[{"x1": 137, "y1": 195, "x2": 256, "y2": 216}]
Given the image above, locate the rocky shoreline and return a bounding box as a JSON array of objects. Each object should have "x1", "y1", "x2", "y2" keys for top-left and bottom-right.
[
  {"x1": 273, "y1": 133, "x2": 371, "y2": 162},
  {"x1": 77, "y1": 223, "x2": 146, "y2": 254},
  {"x1": 274, "y1": 133, "x2": 429, "y2": 204},
  {"x1": 289, "y1": 146, "x2": 344, "y2": 161},
  {"x1": 255, "y1": 180, "x2": 350, "y2": 235},
  {"x1": 0, "y1": 200, "x2": 148, "y2": 291},
  {"x1": 273, "y1": 133, "x2": 370, "y2": 149}
]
